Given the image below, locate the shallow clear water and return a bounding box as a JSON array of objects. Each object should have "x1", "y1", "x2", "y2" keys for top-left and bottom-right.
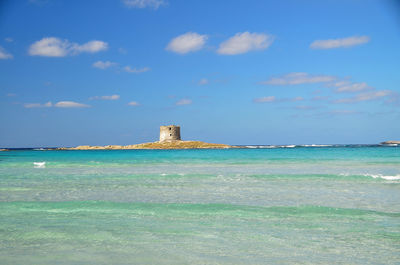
[{"x1": 0, "y1": 147, "x2": 399, "y2": 264}]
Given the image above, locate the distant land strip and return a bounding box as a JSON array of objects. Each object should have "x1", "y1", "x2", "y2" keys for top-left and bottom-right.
[{"x1": 57, "y1": 140, "x2": 235, "y2": 150}]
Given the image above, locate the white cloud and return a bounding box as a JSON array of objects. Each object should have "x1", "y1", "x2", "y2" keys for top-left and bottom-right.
[
  {"x1": 54, "y1": 101, "x2": 90, "y2": 108},
  {"x1": 334, "y1": 90, "x2": 392, "y2": 103},
  {"x1": 24, "y1": 101, "x2": 90, "y2": 108},
  {"x1": 0, "y1": 46, "x2": 13, "y2": 59},
  {"x1": 176, "y1": 99, "x2": 192, "y2": 105},
  {"x1": 124, "y1": 66, "x2": 150, "y2": 73},
  {"x1": 253, "y1": 96, "x2": 303, "y2": 103},
  {"x1": 122, "y1": 0, "x2": 166, "y2": 9},
  {"x1": 253, "y1": 96, "x2": 276, "y2": 103},
  {"x1": 166, "y1": 32, "x2": 207, "y2": 54},
  {"x1": 24, "y1": 103, "x2": 42, "y2": 108},
  {"x1": 29, "y1": 38, "x2": 69, "y2": 57},
  {"x1": 310, "y1": 36, "x2": 370, "y2": 49},
  {"x1": 5, "y1": 37, "x2": 13, "y2": 42},
  {"x1": 334, "y1": 81, "x2": 371, "y2": 93},
  {"x1": 29, "y1": 37, "x2": 108, "y2": 57},
  {"x1": 261, "y1": 72, "x2": 336, "y2": 85},
  {"x1": 92, "y1": 60, "x2": 117, "y2": 69},
  {"x1": 128, "y1": 101, "x2": 140, "y2": 106},
  {"x1": 90, "y1": 95, "x2": 120, "y2": 100},
  {"x1": 217, "y1": 32, "x2": 274, "y2": 55},
  {"x1": 355, "y1": 90, "x2": 392, "y2": 101},
  {"x1": 24, "y1": 102, "x2": 52, "y2": 108},
  {"x1": 72, "y1": 40, "x2": 108, "y2": 54},
  {"x1": 198, "y1": 78, "x2": 209, "y2": 85},
  {"x1": 7, "y1": 93, "x2": 17, "y2": 97}
]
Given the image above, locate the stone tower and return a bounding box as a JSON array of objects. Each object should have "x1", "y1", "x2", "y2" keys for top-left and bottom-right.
[{"x1": 159, "y1": 125, "x2": 181, "y2": 142}]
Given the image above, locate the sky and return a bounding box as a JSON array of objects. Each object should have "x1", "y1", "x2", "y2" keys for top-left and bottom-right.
[{"x1": 0, "y1": 0, "x2": 400, "y2": 147}]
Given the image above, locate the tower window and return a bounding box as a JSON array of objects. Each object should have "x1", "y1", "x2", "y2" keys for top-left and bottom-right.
[
  {"x1": 169, "y1": 128, "x2": 171, "y2": 130},
  {"x1": 170, "y1": 134, "x2": 172, "y2": 136}
]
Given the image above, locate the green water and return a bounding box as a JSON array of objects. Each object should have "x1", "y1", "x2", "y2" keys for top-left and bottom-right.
[{"x1": 0, "y1": 147, "x2": 399, "y2": 264}]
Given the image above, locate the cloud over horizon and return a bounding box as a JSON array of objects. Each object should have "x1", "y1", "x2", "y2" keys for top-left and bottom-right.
[
  {"x1": 253, "y1": 96, "x2": 304, "y2": 103},
  {"x1": 176, "y1": 98, "x2": 192, "y2": 105},
  {"x1": 253, "y1": 96, "x2": 276, "y2": 103},
  {"x1": 166, "y1": 32, "x2": 207, "y2": 54},
  {"x1": 24, "y1": 101, "x2": 90, "y2": 108},
  {"x1": 217, "y1": 32, "x2": 274, "y2": 55},
  {"x1": 128, "y1": 101, "x2": 140, "y2": 106},
  {"x1": 333, "y1": 90, "x2": 392, "y2": 103},
  {"x1": 92, "y1": 61, "x2": 117, "y2": 69},
  {"x1": 0, "y1": 46, "x2": 13, "y2": 59},
  {"x1": 310, "y1": 36, "x2": 370, "y2": 49},
  {"x1": 124, "y1": 66, "x2": 150, "y2": 73},
  {"x1": 330, "y1": 81, "x2": 372, "y2": 93},
  {"x1": 261, "y1": 72, "x2": 336, "y2": 85},
  {"x1": 198, "y1": 78, "x2": 209, "y2": 85},
  {"x1": 122, "y1": 0, "x2": 166, "y2": 9},
  {"x1": 24, "y1": 102, "x2": 52, "y2": 108},
  {"x1": 54, "y1": 101, "x2": 90, "y2": 108},
  {"x1": 90, "y1": 95, "x2": 120, "y2": 100},
  {"x1": 29, "y1": 37, "x2": 108, "y2": 57}
]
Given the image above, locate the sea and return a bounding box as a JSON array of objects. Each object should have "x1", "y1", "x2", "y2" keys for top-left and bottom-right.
[{"x1": 0, "y1": 145, "x2": 399, "y2": 264}]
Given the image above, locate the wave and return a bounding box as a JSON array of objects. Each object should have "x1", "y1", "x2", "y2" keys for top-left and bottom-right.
[
  {"x1": 238, "y1": 144, "x2": 398, "y2": 149},
  {"x1": 244, "y1": 145, "x2": 295, "y2": 149},
  {"x1": 365, "y1": 174, "x2": 400, "y2": 181},
  {"x1": 3, "y1": 201, "x2": 398, "y2": 217},
  {"x1": 244, "y1": 145, "x2": 280, "y2": 149},
  {"x1": 339, "y1": 173, "x2": 400, "y2": 181},
  {"x1": 299, "y1": 144, "x2": 333, "y2": 147},
  {"x1": 243, "y1": 144, "x2": 335, "y2": 149},
  {"x1": 281, "y1": 145, "x2": 296, "y2": 148},
  {"x1": 33, "y1": 161, "x2": 46, "y2": 168},
  {"x1": 245, "y1": 173, "x2": 400, "y2": 182}
]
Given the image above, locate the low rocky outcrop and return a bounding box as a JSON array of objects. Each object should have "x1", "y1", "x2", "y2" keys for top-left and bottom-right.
[{"x1": 58, "y1": 140, "x2": 233, "y2": 150}]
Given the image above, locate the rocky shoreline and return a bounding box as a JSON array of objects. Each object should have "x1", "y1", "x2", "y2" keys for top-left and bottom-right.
[{"x1": 57, "y1": 140, "x2": 234, "y2": 150}]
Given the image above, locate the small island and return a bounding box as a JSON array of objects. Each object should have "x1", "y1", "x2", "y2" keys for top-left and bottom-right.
[
  {"x1": 380, "y1": 140, "x2": 400, "y2": 145},
  {"x1": 58, "y1": 125, "x2": 234, "y2": 150}
]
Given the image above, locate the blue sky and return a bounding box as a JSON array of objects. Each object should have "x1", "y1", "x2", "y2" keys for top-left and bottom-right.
[{"x1": 1, "y1": 0, "x2": 399, "y2": 147}]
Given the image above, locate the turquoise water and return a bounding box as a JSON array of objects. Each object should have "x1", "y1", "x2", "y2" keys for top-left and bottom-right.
[{"x1": 0, "y1": 147, "x2": 399, "y2": 264}]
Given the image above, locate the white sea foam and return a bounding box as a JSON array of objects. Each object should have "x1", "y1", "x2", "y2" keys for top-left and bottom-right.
[
  {"x1": 366, "y1": 174, "x2": 400, "y2": 180},
  {"x1": 247, "y1": 144, "x2": 334, "y2": 148},
  {"x1": 340, "y1": 172, "x2": 400, "y2": 181},
  {"x1": 244, "y1": 145, "x2": 278, "y2": 148},
  {"x1": 33, "y1": 162, "x2": 46, "y2": 168},
  {"x1": 300, "y1": 144, "x2": 332, "y2": 147},
  {"x1": 244, "y1": 145, "x2": 297, "y2": 148}
]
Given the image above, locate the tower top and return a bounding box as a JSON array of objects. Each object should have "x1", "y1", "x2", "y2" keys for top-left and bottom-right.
[{"x1": 159, "y1": 125, "x2": 181, "y2": 142}]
